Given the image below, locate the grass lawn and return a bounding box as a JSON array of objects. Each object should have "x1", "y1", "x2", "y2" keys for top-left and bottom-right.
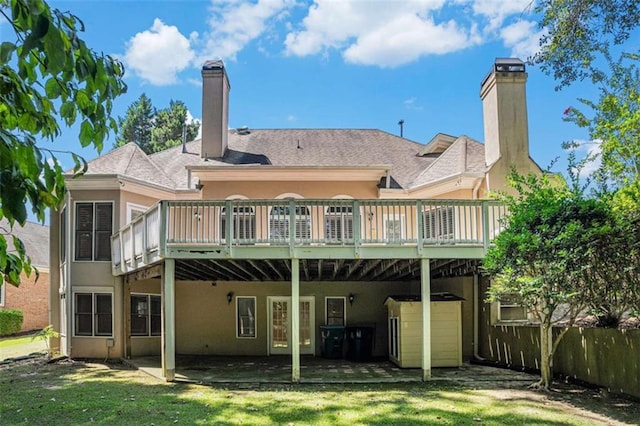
[
  {"x1": 0, "y1": 333, "x2": 47, "y2": 361},
  {"x1": 1, "y1": 358, "x2": 638, "y2": 425}
]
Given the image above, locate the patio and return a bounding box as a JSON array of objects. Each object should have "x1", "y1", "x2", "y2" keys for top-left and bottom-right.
[{"x1": 125, "y1": 356, "x2": 538, "y2": 386}]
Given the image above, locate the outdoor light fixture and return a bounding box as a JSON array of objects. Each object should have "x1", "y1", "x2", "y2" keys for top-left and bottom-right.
[
  {"x1": 227, "y1": 292, "x2": 234, "y2": 304},
  {"x1": 367, "y1": 210, "x2": 374, "y2": 221},
  {"x1": 348, "y1": 293, "x2": 355, "y2": 306},
  {"x1": 195, "y1": 182, "x2": 204, "y2": 190}
]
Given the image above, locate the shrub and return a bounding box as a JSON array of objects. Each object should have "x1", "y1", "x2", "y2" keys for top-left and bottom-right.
[{"x1": 0, "y1": 309, "x2": 24, "y2": 336}]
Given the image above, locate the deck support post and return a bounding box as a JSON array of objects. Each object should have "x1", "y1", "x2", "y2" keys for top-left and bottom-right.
[
  {"x1": 421, "y1": 258, "x2": 432, "y2": 381},
  {"x1": 291, "y1": 259, "x2": 300, "y2": 383},
  {"x1": 162, "y1": 259, "x2": 176, "y2": 382}
]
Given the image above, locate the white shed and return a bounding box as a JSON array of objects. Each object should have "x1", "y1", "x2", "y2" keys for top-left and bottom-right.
[{"x1": 385, "y1": 293, "x2": 463, "y2": 368}]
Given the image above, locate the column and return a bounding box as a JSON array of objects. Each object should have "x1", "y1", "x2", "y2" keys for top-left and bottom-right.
[
  {"x1": 421, "y1": 258, "x2": 431, "y2": 381},
  {"x1": 162, "y1": 259, "x2": 176, "y2": 381},
  {"x1": 291, "y1": 259, "x2": 300, "y2": 383}
]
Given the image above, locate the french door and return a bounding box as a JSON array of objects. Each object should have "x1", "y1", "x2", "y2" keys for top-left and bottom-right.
[{"x1": 268, "y1": 296, "x2": 315, "y2": 355}]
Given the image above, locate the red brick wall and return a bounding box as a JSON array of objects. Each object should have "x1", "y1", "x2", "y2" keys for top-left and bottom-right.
[{"x1": 1, "y1": 270, "x2": 49, "y2": 332}]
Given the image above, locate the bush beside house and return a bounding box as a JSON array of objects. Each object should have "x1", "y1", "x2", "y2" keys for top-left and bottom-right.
[{"x1": 0, "y1": 309, "x2": 24, "y2": 336}]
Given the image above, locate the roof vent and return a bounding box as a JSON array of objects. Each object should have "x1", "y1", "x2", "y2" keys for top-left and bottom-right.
[{"x1": 237, "y1": 126, "x2": 251, "y2": 136}]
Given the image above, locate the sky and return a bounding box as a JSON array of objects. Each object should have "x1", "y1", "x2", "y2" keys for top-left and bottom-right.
[{"x1": 6, "y1": 0, "x2": 606, "y2": 222}]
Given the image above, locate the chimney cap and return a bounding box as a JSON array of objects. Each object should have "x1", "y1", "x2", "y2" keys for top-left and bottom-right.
[
  {"x1": 202, "y1": 59, "x2": 224, "y2": 71},
  {"x1": 493, "y1": 58, "x2": 525, "y2": 73}
]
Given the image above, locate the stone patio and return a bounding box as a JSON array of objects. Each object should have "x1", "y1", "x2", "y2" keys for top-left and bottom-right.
[{"x1": 125, "y1": 355, "x2": 538, "y2": 386}]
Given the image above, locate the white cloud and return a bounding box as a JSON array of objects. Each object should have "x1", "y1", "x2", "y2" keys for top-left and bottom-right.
[
  {"x1": 287, "y1": 115, "x2": 297, "y2": 122},
  {"x1": 403, "y1": 97, "x2": 423, "y2": 110},
  {"x1": 197, "y1": 0, "x2": 295, "y2": 64},
  {"x1": 470, "y1": 0, "x2": 534, "y2": 31},
  {"x1": 500, "y1": 19, "x2": 545, "y2": 59},
  {"x1": 284, "y1": 0, "x2": 482, "y2": 67},
  {"x1": 186, "y1": 110, "x2": 203, "y2": 140},
  {"x1": 572, "y1": 139, "x2": 603, "y2": 177},
  {"x1": 124, "y1": 19, "x2": 196, "y2": 86}
]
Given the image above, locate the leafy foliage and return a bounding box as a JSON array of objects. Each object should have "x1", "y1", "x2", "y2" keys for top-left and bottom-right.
[
  {"x1": 483, "y1": 168, "x2": 638, "y2": 387},
  {"x1": 0, "y1": 0, "x2": 127, "y2": 286},
  {"x1": 0, "y1": 309, "x2": 24, "y2": 336},
  {"x1": 533, "y1": 0, "x2": 640, "y2": 89},
  {"x1": 114, "y1": 94, "x2": 199, "y2": 154},
  {"x1": 114, "y1": 93, "x2": 154, "y2": 153}
]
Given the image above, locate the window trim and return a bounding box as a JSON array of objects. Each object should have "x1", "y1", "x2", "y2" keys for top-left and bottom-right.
[
  {"x1": 73, "y1": 200, "x2": 114, "y2": 262},
  {"x1": 130, "y1": 293, "x2": 161, "y2": 337},
  {"x1": 126, "y1": 202, "x2": 148, "y2": 224},
  {"x1": 236, "y1": 296, "x2": 257, "y2": 339},
  {"x1": 72, "y1": 288, "x2": 114, "y2": 337},
  {"x1": 0, "y1": 282, "x2": 5, "y2": 307},
  {"x1": 325, "y1": 296, "x2": 346, "y2": 326}
]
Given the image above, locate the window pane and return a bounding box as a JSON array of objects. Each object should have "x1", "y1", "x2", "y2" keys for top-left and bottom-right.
[
  {"x1": 95, "y1": 294, "x2": 112, "y2": 336},
  {"x1": 326, "y1": 297, "x2": 345, "y2": 326},
  {"x1": 131, "y1": 295, "x2": 149, "y2": 336},
  {"x1": 76, "y1": 203, "x2": 94, "y2": 231},
  {"x1": 237, "y1": 297, "x2": 256, "y2": 338},
  {"x1": 75, "y1": 231, "x2": 93, "y2": 261},
  {"x1": 94, "y1": 231, "x2": 112, "y2": 261},
  {"x1": 75, "y1": 293, "x2": 92, "y2": 336},
  {"x1": 150, "y1": 296, "x2": 161, "y2": 336},
  {"x1": 95, "y1": 203, "x2": 113, "y2": 232}
]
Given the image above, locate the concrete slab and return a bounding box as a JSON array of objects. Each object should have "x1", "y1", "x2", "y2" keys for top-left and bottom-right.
[{"x1": 125, "y1": 355, "x2": 538, "y2": 386}]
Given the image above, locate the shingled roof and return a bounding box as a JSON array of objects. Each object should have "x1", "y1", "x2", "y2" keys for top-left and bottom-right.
[
  {"x1": 1, "y1": 220, "x2": 49, "y2": 268},
  {"x1": 84, "y1": 129, "x2": 487, "y2": 191}
]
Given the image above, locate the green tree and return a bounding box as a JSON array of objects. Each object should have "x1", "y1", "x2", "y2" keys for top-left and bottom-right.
[
  {"x1": 114, "y1": 96, "x2": 200, "y2": 154},
  {"x1": 483, "y1": 170, "x2": 623, "y2": 389},
  {"x1": 150, "y1": 100, "x2": 199, "y2": 153},
  {"x1": 0, "y1": 0, "x2": 127, "y2": 286},
  {"x1": 533, "y1": 0, "x2": 640, "y2": 89},
  {"x1": 114, "y1": 93, "x2": 154, "y2": 154}
]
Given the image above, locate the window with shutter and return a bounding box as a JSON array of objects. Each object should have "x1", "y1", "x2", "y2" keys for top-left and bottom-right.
[
  {"x1": 74, "y1": 292, "x2": 113, "y2": 337},
  {"x1": 422, "y1": 207, "x2": 455, "y2": 240},
  {"x1": 221, "y1": 206, "x2": 255, "y2": 241},
  {"x1": 74, "y1": 202, "x2": 113, "y2": 261},
  {"x1": 325, "y1": 206, "x2": 353, "y2": 241},
  {"x1": 269, "y1": 206, "x2": 311, "y2": 240}
]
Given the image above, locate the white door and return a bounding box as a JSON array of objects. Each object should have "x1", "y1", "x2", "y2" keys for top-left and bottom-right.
[{"x1": 268, "y1": 297, "x2": 315, "y2": 355}]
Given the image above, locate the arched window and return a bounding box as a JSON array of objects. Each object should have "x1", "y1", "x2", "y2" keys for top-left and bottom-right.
[
  {"x1": 325, "y1": 204, "x2": 354, "y2": 241},
  {"x1": 269, "y1": 204, "x2": 311, "y2": 240},
  {"x1": 221, "y1": 205, "x2": 255, "y2": 241}
]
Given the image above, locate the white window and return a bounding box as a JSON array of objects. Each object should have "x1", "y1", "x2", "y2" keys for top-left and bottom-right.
[
  {"x1": 221, "y1": 206, "x2": 255, "y2": 241},
  {"x1": 237, "y1": 296, "x2": 256, "y2": 338},
  {"x1": 384, "y1": 214, "x2": 405, "y2": 241},
  {"x1": 75, "y1": 202, "x2": 113, "y2": 261},
  {"x1": 269, "y1": 205, "x2": 311, "y2": 240},
  {"x1": 498, "y1": 294, "x2": 528, "y2": 321},
  {"x1": 131, "y1": 294, "x2": 161, "y2": 336},
  {"x1": 0, "y1": 283, "x2": 5, "y2": 306},
  {"x1": 423, "y1": 207, "x2": 455, "y2": 240},
  {"x1": 325, "y1": 297, "x2": 345, "y2": 326},
  {"x1": 126, "y1": 203, "x2": 148, "y2": 223},
  {"x1": 325, "y1": 206, "x2": 353, "y2": 241},
  {"x1": 74, "y1": 292, "x2": 113, "y2": 336}
]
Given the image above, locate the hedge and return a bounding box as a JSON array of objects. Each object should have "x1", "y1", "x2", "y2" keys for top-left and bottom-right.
[{"x1": 0, "y1": 309, "x2": 24, "y2": 336}]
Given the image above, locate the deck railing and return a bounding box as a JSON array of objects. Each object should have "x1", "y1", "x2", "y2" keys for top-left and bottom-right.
[{"x1": 112, "y1": 199, "x2": 507, "y2": 275}]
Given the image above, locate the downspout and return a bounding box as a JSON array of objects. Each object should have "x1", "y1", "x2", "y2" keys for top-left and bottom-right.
[{"x1": 385, "y1": 170, "x2": 391, "y2": 189}]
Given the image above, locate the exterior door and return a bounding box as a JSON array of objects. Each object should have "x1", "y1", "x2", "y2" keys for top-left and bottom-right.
[{"x1": 268, "y1": 297, "x2": 315, "y2": 355}]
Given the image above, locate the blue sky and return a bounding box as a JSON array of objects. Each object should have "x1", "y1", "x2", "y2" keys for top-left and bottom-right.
[{"x1": 23, "y1": 1, "x2": 604, "y2": 191}]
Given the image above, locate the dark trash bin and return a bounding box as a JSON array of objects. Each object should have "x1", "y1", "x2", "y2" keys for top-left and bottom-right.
[
  {"x1": 346, "y1": 325, "x2": 375, "y2": 361},
  {"x1": 320, "y1": 325, "x2": 345, "y2": 359}
]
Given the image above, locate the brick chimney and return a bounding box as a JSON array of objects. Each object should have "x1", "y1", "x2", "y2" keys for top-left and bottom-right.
[
  {"x1": 480, "y1": 58, "x2": 529, "y2": 168},
  {"x1": 201, "y1": 60, "x2": 230, "y2": 159}
]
